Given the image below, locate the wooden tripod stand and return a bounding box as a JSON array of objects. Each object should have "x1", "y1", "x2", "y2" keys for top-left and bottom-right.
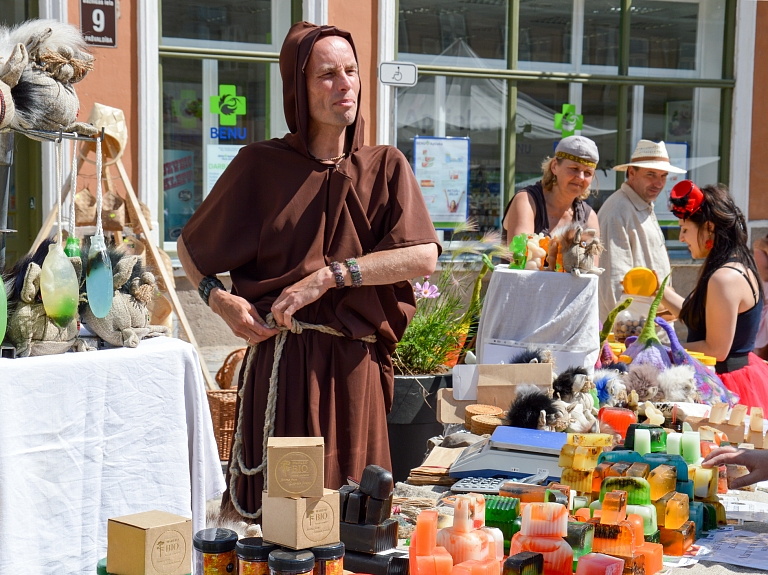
[{"x1": 30, "y1": 139, "x2": 218, "y2": 389}]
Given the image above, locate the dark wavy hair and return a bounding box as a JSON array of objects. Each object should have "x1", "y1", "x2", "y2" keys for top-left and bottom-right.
[{"x1": 679, "y1": 184, "x2": 763, "y2": 335}]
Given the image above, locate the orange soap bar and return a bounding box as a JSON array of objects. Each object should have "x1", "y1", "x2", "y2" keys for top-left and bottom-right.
[
  {"x1": 592, "y1": 463, "x2": 614, "y2": 493},
  {"x1": 592, "y1": 520, "x2": 637, "y2": 558},
  {"x1": 626, "y1": 462, "x2": 651, "y2": 478},
  {"x1": 626, "y1": 514, "x2": 645, "y2": 543},
  {"x1": 637, "y1": 542, "x2": 664, "y2": 574},
  {"x1": 412, "y1": 510, "x2": 439, "y2": 555},
  {"x1": 574, "y1": 508, "x2": 592, "y2": 522},
  {"x1": 521, "y1": 503, "x2": 568, "y2": 537},
  {"x1": 574, "y1": 553, "x2": 625, "y2": 575},
  {"x1": 659, "y1": 521, "x2": 696, "y2": 556},
  {"x1": 500, "y1": 483, "x2": 548, "y2": 503},
  {"x1": 606, "y1": 463, "x2": 631, "y2": 477},
  {"x1": 560, "y1": 469, "x2": 594, "y2": 494},
  {"x1": 665, "y1": 493, "x2": 690, "y2": 531},
  {"x1": 509, "y1": 534, "x2": 573, "y2": 575},
  {"x1": 648, "y1": 465, "x2": 677, "y2": 501},
  {"x1": 601, "y1": 491, "x2": 627, "y2": 525},
  {"x1": 451, "y1": 559, "x2": 500, "y2": 575}
]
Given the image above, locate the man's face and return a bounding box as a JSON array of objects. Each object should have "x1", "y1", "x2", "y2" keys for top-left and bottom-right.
[
  {"x1": 305, "y1": 36, "x2": 359, "y2": 131},
  {"x1": 626, "y1": 167, "x2": 668, "y2": 203}
]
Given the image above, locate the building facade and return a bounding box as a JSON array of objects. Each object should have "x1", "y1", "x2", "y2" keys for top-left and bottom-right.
[{"x1": 1, "y1": 0, "x2": 765, "y2": 266}]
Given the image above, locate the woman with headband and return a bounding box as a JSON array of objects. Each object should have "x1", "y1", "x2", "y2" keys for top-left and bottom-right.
[
  {"x1": 656, "y1": 180, "x2": 768, "y2": 410},
  {"x1": 502, "y1": 135, "x2": 601, "y2": 240}
]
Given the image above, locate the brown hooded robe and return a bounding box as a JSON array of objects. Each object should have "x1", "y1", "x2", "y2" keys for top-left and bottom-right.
[{"x1": 181, "y1": 22, "x2": 440, "y2": 518}]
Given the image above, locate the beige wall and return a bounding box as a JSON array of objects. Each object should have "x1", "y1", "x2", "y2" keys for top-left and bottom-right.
[
  {"x1": 750, "y1": 2, "x2": 768, "y2": 221},
  {"x1": 68, "y1": 0, "x2": 139, "y2": 191},
  {"x1": 328, "y1": 0, "x2": 378, "y2": 145}
]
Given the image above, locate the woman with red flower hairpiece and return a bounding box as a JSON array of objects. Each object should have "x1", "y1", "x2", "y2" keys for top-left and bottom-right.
[{"x1": 655, "y1": 181, "x2": 768, "y2": 410}]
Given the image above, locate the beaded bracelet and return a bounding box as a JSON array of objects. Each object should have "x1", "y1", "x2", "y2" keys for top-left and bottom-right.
[
  {"x1": 198, "y1": 275, "x2": 225, "y2": 306},
  {"x1": 329, "y1": 261, "x2": 345, "y2": 289},
  {"x1": 344, "y1": 258, "x2": 363, "y2": 288}
]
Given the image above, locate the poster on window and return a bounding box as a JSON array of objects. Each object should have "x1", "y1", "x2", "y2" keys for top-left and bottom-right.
[
  {"x1": 163, "y1": 150, "x2": 194, "y2": 241},
  {"x1": 413, "y1": 136, "x2": 470, "y2": 227},
  {"x1": 206, "y1": 144, "x2": 245, "y2": 196}
]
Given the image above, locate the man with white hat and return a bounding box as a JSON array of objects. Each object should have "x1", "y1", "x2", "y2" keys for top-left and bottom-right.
[{"x1": 597, "y1": 140, "x2": 687, "y2": 321}]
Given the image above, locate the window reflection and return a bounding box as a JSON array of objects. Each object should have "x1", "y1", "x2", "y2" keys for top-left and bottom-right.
[
  {"x1": 583, "y1": 0, "x2": 620, "y2": 67},
  {"x1": 162, "y1": 0, "x2": 271, "y2": 44},
  {"x1": 629, "y1": 1, "x2": 698, "y2": 70},
  {"x1": 519, "y1": 0, "x2": 573, "y2": 63}
]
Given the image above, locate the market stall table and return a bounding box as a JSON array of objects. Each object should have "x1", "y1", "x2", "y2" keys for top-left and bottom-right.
[{"x1": 0, "y1": 336, "x2": 225, "y2": 574}]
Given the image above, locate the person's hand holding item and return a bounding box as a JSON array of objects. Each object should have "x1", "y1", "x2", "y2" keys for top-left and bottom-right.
[{"x1": 702, "y1": 446, "x2": 768, "y2": 489}]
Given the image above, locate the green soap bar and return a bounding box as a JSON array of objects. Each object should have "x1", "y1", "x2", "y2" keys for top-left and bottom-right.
[
  {"x1": 545, "y1": 488, "x2": 568, "y2": 506},
  {"x1": 626, "y1": 424, "x2": 666, "y2": 452},
  {"x1": 566, "y1": 520, "x2": 594, "y2": 573},
  {"x1": 485, "y1": 495, "x2": 520, "y2": 542},
  {"x1": 644, "y1": 530, "x2": 661, "y2": 544},
  {"x1": 626, "y1": 504, "x2": 658, "y2": 536},
  {"x1": 503, "y1": 551, "x2": 544, "y2": 575},
  {"x1": 701, "y1": 503, "x2": 718, "y2": 532},
  {"x1": 572, "y1": 495, "x2": 590, "y2": 512},
  {"x1": 600, "y1": 476, "x2": 651, "y2": 505}
]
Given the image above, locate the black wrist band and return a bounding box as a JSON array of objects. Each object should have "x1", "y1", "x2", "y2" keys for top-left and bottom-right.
[{"x1": 198, "y1": 275, "x2": 225, "y2": 306}]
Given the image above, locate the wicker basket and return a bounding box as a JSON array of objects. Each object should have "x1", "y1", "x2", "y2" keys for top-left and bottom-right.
[
  {"x1": 464, "y1": 404, "x2": 504, "y2": 430},
  {"x1": 470, "y1": 414, "x2": 505, "y2": 436},
  {"x1": 207, "y1": 389, "x2": 238, "y2": 461}
]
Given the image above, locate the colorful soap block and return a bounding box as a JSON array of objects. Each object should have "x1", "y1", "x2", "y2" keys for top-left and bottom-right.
[
  {"x1": 625, "y1": 463, "x2": 650, "y2": 478},
  {"x1": 643, "y1": 453, "x2": 688, "y2": 482},
  {"x1": 626, "y1": 514, "x2": 645, "y2": 544},
  {"x1": 598, "y1": 450, "x2": 643, "y2": 466},
  {"x1": 500, "y1": 483, "x2": 548, "y2": 503},
  {"x1": 592, "y1": 521, "x2": 637, "y2": 558},
  {"x1": 626, "y1": 424, "x2": 666, "y2": 452},
  {"x1": 726, "y1": 464, "x2": 751, "y2": 489},
  {"x1": 600, "y1": 477, "x2": 651, "y2": 506},
  {"x1": 573, "y1": 446, "x2": 603, "y2": 470},
  {"x1": 601, "y1": 491, "x2": 628, "y2": 525},
  {"x1": 637, "y1": 542, "x2": 664, "y2": 575},
  {"x1": 437, "y1": 497, "x2": 495, "y2": 564},
  {"x1": 574, "y1": 553, "x2": 625, "y2": 575},
  {"x1": 688, "y1": 501, "x2": 704, "y2": 538},
  {"x1": 545, "y1": 489, "x2": 568, "y2": 506},
  {"x1": 647, "y1": 464, "x2": 677, "y2": 501},
  {"x1": 574, "y1": 508, "x2": 592, "y2": 522},
  {"x1": 598, "y1": 407, "x2": 638, "y2": 438},
  {"x1": 693, "y1": 467, "x2": 718, "y2": 499},
  {"x1": 568, "y1": 433, "x2": 614, "y2": 447},
  {"x1": 410, "y1": 511, "x2": 453, "y2": 575},
  {"x1": 566, "y1": 521, "x2": 594, "y2": 572},
  {"x1": 451, "y1": 559, "x2": 500, "y2": 575},
  {"x1": 509, "y1": 534, "x2": 573, "y2": 575},
  {"x1": 718, "y1": 465, "x2": 729, "y2": 494},
  {"x1": 633, "y1": 429, "x2": 652, "y2": 456},
  {"x1": 625, "y1": 504, "x2": 658, "y2": 536},
  {"x1": 606, "y1": 462, "x2": 631, "y2": 477},
  {"x1": 659, "y1": 521, "x2": 695, "y2": 556},
  {"x1": 665, "y1": 493, "x2": 690, "y2": 531},
  {"x1": 561, "y1": 469, "x2": 594, "y2": 494},
  {"x1": 644, "y1": 530, "x2": 660, "y2": 544},
  {"x1": 666, "y1": 432, "x2": 682, "y2": 456},
  {"x1": 681, "y1": 432, "x2": 702, "y2": 464},
  {"x1": 502, "y1": 551, "x2": 544, "y2": 575},
  {"x1": 700, "y1": 441, "x2": 718, "y2": 458},
  {"x1": 485, "y1": 495, "x2": 520, "y2": 547},
  {"x1": 572, "y1": 495, "x2": 591, "y2": 513},
  {"x1": 616, "y1": 551, "x2": 646, "y2": 575},
  {"x1": 676, "y1": 480, "x2": 694, "y2": 501},
  {"x1": 701, "y1": 503, "x2": 718, "y2": 533},
  {"x1": 520, "y1": 503, "x2": 568, "y2": 537},
  {"x1": 559, "y1": 444, "x2": 577, "y2": 468},
  {"x1": 652, "y1": 493, "x2": 673, "y2": 528}
]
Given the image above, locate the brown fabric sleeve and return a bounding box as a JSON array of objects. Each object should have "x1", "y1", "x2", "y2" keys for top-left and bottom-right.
[
  {"x1": 180, "y1": 146, "x2": 262, "y2": 276},
  {"x1": 371, "y1": 149, "x2": 442, "y2": 255}
]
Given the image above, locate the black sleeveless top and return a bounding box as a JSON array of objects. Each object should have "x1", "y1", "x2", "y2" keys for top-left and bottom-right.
[
  {"x1": 683, "y1": 263, "x2": 763, "y2": 359},
  {"x1": 502, "y1": 181, "x2": 593, "y2": 238}
]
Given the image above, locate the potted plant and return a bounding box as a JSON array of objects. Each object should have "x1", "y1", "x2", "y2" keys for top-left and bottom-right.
[{"x1": 387, "y1": 226, "x2": 508, "y2": 481}]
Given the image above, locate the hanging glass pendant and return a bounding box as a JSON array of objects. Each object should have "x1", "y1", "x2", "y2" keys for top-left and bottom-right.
[
  {"x1": 40, "y1": 242, "x2": 79, "y2": 328},
  {"x1": 64, "y1": 235, "x2": 81, "y2": 258},
  {"x1": 86, "y1": 234, "x2": 113, "y2": 318}
]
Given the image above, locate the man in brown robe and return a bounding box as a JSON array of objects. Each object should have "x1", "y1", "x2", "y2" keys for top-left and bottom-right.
[{"x1": 177, "y1": 21, "x2": 440, "y2": 519}]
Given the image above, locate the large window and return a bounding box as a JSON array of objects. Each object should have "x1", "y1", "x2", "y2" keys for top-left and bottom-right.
[
  {"x1": 159, "y1": 0, "x2": 289, "y2": 249},
  {"x1": 397, "y1": 0, "x2": 733, "y2": 251}
]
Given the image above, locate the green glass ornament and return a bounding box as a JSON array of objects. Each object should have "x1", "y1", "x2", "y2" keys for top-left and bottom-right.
[
  {"x1": 64, "y1": 235, "x2": 81, "y2": 258},
  {"x1": 40, "y1": 242, "x2": 79, "y2": 328}
]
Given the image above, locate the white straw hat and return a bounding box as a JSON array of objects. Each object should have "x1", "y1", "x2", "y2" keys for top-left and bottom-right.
[{"x1": 613, "y1": 140, "x2": 686, "y2": 174}]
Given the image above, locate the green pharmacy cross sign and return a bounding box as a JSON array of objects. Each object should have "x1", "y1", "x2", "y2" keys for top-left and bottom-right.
[
  {"x1": 210, "y1": 85, "x2": 246, "y2": 126},
  {"x1": 554, "y1": 104, "x2": 583, "y2": 137}
]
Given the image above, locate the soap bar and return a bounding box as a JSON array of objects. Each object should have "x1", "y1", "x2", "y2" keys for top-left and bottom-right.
[
  {"x1": 626, "y1": 504, "x2": 658, "y2": 536},
  {"x1": 637, "y1": 542, "x2": 664, "y2": 575},
  {"x1": 667, "y1": 432, "x2": 682, "y2": 456},
  {"x1": 410, "y1": 509, "x2": 438, "y2": 556},
  {"x1": 339, "y1": 485, "x2": 355, "y2": 519},
  {"x1": 598, "y1": 450, "x2": 642, "y2": 466},
  {"x1": 633, "y1": 428, "x2": 652, "y2": 456},
  {"x1": 648, "y1": 464, "x2": 677, "y2": 501},
  {"x1": 652, "y1": 492, "x2": 674, "y2": 528},
  {"x1": 345, "y1": 490, "x2": 368, "y2": 524},
  {"x1": 360, "y1": 465, "x2": 394, "y2": 500},
  {"x1": 643, "y1": 453, "x2": 688, "y2": 483},
  {"x1": 509, "y1": 534, "x2": 573, "y2": 575},
  {"x1": 601, "y1": 491, "x2": 628, "y2": 525},
  {"x1": 499, "y1": 483, "x2": 548, "y2": 502},
  {"x1": 485, "y1": 495, "x2": 520, "y2": 543},
  {"x1": 341, "y1": 519, "x2": 398, "y2": 553},
  {"x1": 592, "y1": 521, "x2": 637, "y2": 558},
  {"x1": 688, "y1": 502, "x2": 704, "y2": 538},
  {"x1": 592, "y1": 462, "x2": 614, "y2": 493},
  {"x1": 572, "y1": 495, "x2": 590, "y2": 513},
  {"x1": 605, "y1": 463, "x2": 631, "y2": 477},
  {"x1": 520, "y1": 503, "x2": 568, "y2": 537},
  {"x1": 574, "y1": 553, "x2": 625, "y2": 575},
  {"x1": 598, "y1": 406, "x2": 637, "y2": 438},
  {"x1": 545, "y1": 489, "x2": 568, "y2": 506},
  {"x1": 559, "y1": 444, "x2": 577, "y2": 468},
  {"x1": 664, "y1": 492, "x2": 690, "y2": 531},
  {"x1": 366, "y1": 494, "x2": 394, "y2": 525},
  {"x1": 600, "y1": 477, "x2": 651, "y2": 505},
  {"x1": 565, "y1": 521, "x2": 594, "y2": 571},
  {"x1": 693, "y1": 466, "x2": 718, "y2": 499},
  {"x1": 567, "y1": 433, "x2": 614, "y2": 447},
  {"x1": 502, "y1": 551, "x2": 543, "y2": 575},
  {"x1": 560, "y1": 469, "x2": 593, "y2": 494},
  {"x1": 659, "y1": 521, "x2": 695, "y2": 556},
  {"x1": 681, "y1": 432, "x2": 702, "y2": 464},
  {"x1": 573, "y1": 446, "x2": 602, "y2": 470},
  {"x1": 451, "y1": 559, "x2": 500, "y2": 575},
  {"x1": 626, "y1": 513, "x2": 645, "y2": 543},
  {"x1": 625, "y1": 462, "x2": 651, "y2": 478},
  {"x1": 345, "y1": 549, "x2": 409, "y2": 575},
  {"x1": 615, "y1": 551, "x2": 646, "y2": 575}
]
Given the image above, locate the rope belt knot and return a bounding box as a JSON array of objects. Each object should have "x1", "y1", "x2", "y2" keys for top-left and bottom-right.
[{"x1": 228, "y1": 312, "x2": 376, "y2": 519}]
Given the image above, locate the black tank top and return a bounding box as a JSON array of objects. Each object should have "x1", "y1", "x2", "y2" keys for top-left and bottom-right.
[
  {"x1": 684, "y1": 264, "x2": 763, "y2": 356},
  {"x1": 502, "y1": 181, "x2": 593, "y2": 238}
]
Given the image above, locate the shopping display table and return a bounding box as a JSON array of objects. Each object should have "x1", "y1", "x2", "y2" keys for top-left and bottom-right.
[{"x1": 0, "y1": 337, "x2": 225, "y2": 574}]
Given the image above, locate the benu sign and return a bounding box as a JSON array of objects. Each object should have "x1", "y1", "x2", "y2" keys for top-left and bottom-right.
[
  {"x1": 81, "y1": 0, "x2": 117, "y2": 48},
  {"x1": 378, "y1": 61, "x2": 418, "y2": 87}
]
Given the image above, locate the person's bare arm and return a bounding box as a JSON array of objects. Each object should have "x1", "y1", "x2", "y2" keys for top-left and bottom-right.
[
  {"x1": 271, "y1": 243, "x2": 439, "y2": 328},
  {"x1": 177, "y1": 235, "x2": 279, "y2": 344},
  {"x1": 503, "y1": 192, "x2": 536, "y2": 239}
]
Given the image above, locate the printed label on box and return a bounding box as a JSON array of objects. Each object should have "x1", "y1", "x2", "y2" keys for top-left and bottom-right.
[
  {"x1": 302, "y1": 500, "x2": 335, "y2": 542},
  {"x1": 276, "y1": 451, "x2": 319, "y2": 494},
  {"x1": 151, "y1": 529, "x2": 187, "y2": 574}
]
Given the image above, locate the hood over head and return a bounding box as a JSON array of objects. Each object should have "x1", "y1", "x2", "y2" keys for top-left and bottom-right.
[{"x1": 279, "y1": 21, "x2": 365, "y2": 158}]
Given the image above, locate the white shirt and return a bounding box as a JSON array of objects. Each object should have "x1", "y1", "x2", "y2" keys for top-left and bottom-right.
[{"x1": 598, "y1": 182, "x2": 672, "y2": 322}]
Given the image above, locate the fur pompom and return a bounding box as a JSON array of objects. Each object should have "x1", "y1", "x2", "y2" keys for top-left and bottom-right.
[
  {"x1": 624, "y1": 363, "x2": 661, "y2": 402},
  {"x1": 553, "y1": 366, "x2": 589, "y2": 403},
  {"x1": 506, "y1": 385, "x2": 560, "y2": 430},
  {"x1": 657, "y1": 365, "x2": 698, "y2": 402},
  {"x1": 509, "y1": 346, "x2": 553, "y2": 365}
]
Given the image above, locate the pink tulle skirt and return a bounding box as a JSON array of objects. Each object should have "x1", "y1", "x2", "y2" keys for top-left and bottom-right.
[{"x1": 719, "y1": 353, "x2": 768, "y2": 412}]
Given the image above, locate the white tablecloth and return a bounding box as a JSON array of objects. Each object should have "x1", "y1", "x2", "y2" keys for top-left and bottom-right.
[
  {"x1": 0, "y1": 337, "x2": 225, "y2": 574},
  {"x1": 477, "y1": 267, "x2": 601, "y2": 371}
]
